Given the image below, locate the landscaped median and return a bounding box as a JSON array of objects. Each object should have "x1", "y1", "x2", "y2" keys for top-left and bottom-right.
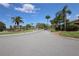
[
  {"x1": 0, "y1": 30, "x2": 34, "y2": 36},
  {"x1": 60, "y1": 31, "x2": 79, "y2": 38}
]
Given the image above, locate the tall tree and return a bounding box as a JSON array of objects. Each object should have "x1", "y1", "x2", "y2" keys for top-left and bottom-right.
[
  {"x1": 45, "y1": 15, "x2": 51, "y2": 24},
  {"x1": 50, "y1": 18, "x2": 59, "y2": 30},
  {"x1": 10, "y1": 25, "x2": 13, "y2": 30},
  {"x1": 26, "y1": 24, "x2": 32, "y2": 30},
  {"x1": 0, "y1": 21, "x2": 6, "y2": 31},
  {"x1": 62, "y1": 5, "x2": 71, "y2": 31},
  {"x1": 11, "y1": 16, "x2": 24, "y2": 29},
  {"x1": 56, "y1": 5, "x2": 71, "y2": 31},
  {"x1": 50, "y1": 13, "x2": 63, "y2": 30}
]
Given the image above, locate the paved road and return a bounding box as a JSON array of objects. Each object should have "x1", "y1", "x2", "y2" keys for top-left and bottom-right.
[{"x1": 0, "y1": 30, "x2": 79, "y2": 56}]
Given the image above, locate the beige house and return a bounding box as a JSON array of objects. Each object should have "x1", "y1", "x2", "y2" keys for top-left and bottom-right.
[
  {"x1": 74, "y1": 19, "x2": 79, "y2": 25},
  {"x1": 73, "y1": 19, "x2": 79, "y2": 29}
]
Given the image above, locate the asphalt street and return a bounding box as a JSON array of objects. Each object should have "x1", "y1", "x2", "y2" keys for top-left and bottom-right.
[{"x1": 0, "y1": 30, "x2": 79, "y2": 56}]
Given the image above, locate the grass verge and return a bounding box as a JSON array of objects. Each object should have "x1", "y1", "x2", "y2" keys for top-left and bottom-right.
[
  {"x1": 50, "y1": 29, "x2": 56, "y2": 32},
  {"x1": 0, "y1": 30, "x2": 33, "y2": 35},
  {"x1": 60, "y1": 31, "x2": 79, "y2": 38}
]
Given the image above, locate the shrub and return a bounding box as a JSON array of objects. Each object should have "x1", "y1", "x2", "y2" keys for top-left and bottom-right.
[
  {"x1": 66, "y1": 23, "x2": 79, "y2": 31},
  {"x1": 0, "y1": 22, "x2": 6, "y2": 32}
]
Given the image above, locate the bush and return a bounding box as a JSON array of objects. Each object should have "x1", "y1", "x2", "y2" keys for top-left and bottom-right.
[
  {"x1": 50, "y1": 29, "x2": 56, "y2": 32},
  {"x1": 0, "y1": 22, "x2": 6, "y2": 32},
  {"x1": 66, "y1": 23, "x2": 79, "y2": 31},
  {"x1": 54, "y1": 22, "x2": 79, "y2": 31},
  {"x1": 36, "y1": 23, "x2": 49, "y2": 30}
]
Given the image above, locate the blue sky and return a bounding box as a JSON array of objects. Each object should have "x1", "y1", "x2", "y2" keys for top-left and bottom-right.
[{"x1": 0, "y1": 3, "x2": 79, "y2": 28}]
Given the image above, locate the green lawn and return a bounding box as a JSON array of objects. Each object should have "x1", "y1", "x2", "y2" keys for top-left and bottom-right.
[
  {"x1": 0, "y1": 30, "x2": 33, "y2": 35},
  {"x1": 60, "y1": 31, "x2": 79, "y2": 38}
]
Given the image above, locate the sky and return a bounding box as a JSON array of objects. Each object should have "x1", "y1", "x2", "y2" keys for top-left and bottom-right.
[{"x1": 0, "y1": 3, "x2": 79, "y2": 28}]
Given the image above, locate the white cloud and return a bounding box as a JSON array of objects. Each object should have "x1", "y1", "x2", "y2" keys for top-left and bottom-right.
[
  {"x1": 75, "y1": 14, "x2": 79, "y2": 19},
  {"x1": 15, "y1": 4, "x2": 40, "y2": 13},
  {"x1": 67, "y1": 15, "x2": 71, "y2": 19},
  {"x1": 76, "y1": 14, "x2": 79, "y2": 17},
  {"x1": 0, "y1": 3, "x2": 10, "y2": 7}
]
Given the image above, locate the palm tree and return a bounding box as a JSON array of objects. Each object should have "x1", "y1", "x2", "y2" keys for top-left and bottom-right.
[
  {"x1": 50, "y1": 17, "x2": 59, "y2": 30},
  {"x1": 62, "y1": 5, "x2": 71, "y2": 31},
  {"x1": 45, "y1": 15, "x2": 51, "y2": 24},
  {"x1": 56, "y1": 5, "x2": 71, "y2": 31},
  {"x1": 10, "y1": 25, "x2": 13, "y2": 31},
  {"x1": 51, "y1": 13, "x2": 63, "y2": 30},
  {"x1": 11, "y1": 16, "x2": 24, "y2": 30}
]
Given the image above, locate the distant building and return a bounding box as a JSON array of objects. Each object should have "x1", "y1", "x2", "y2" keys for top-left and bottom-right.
[
  {"x1": 74, "y1": 19, "x2": 79, "y2": 25},
  {"x1": 73, "y1": 19, "x2": 79, "y2": 29}
]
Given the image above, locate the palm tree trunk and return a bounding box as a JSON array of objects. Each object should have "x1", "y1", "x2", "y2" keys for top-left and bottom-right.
[
  {"x1": 47, "y1": 19, "x2": 48, "y2": 25},
  {"x1": 63, "y1": 6, "x2": 66, "y2": 31},
  {"x1": 47, "y1": 19, "x2": 49, "y2": 29},
  {"x1": 63, "y1": 13, "x2": 67, "y2": 31}
]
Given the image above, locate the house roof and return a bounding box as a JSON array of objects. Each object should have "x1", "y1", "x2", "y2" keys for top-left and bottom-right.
[{"x1": 74, "y1": 19, "x2": 79, "y2": 24}]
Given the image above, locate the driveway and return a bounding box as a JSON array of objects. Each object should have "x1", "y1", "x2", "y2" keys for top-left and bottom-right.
[{"x1": 0, "y1": 30, "x2": 79, "y2": 56}]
